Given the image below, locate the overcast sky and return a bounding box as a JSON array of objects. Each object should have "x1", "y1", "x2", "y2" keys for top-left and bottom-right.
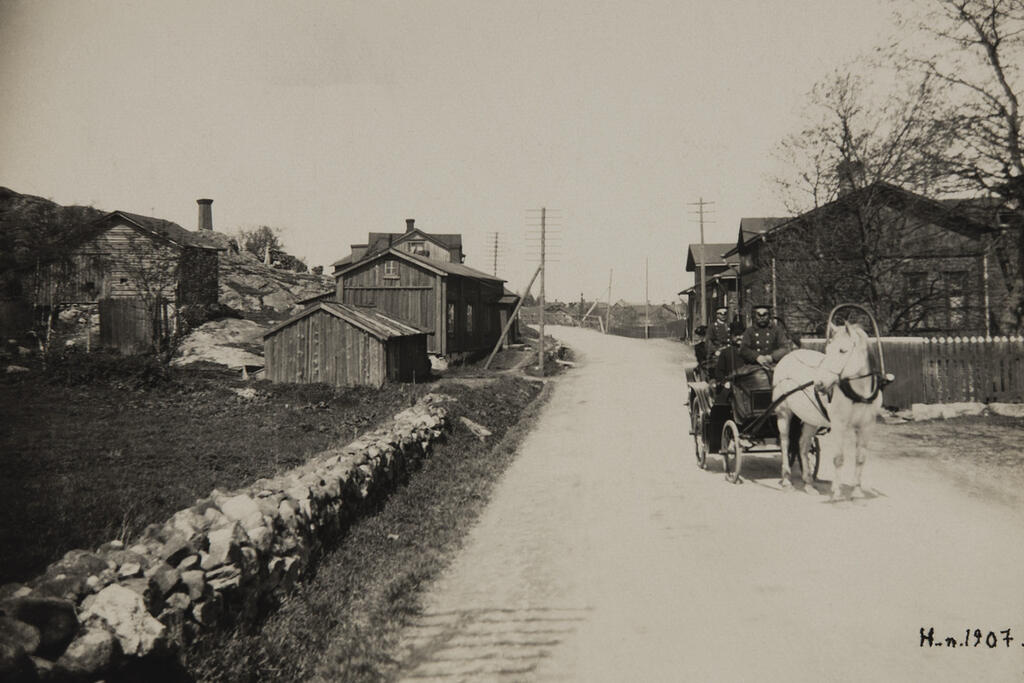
[{"x1": 0, "y1": 0, "x2": 897, "y2": 303}]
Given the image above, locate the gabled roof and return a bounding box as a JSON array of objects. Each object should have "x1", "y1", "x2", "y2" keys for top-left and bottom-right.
[
  {"x1": 725, "y1": 182, "x2": 996, "y2": 257},
  {"x1": 333, "y1": 247, "x2": 504, "y2": 284},
  {"x1": 685, "y1": 243, "x2": 738, "y2": 271},
  {"x1": 739, "y1": 217, "x2": 787, "y2": 243},
  {"x1": 366, "y1": 229, "x2": 462, "y2": 255},
  {"x1": 330, "y1": 230, "x2": 464, "y2": 268},
  {"x1": 95, "y1": 211, "x2": 223, "y2": 251},
  {"x1": 263, "y1": 301, "x2": 430, "y2": 340}
]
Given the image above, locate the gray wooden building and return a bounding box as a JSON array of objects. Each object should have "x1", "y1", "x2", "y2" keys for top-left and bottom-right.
[
  {"x1": 263, "y1": 302, "x2": 430, "y2": 388},
  {"x1": 333, "y1": 248, "x2": 511, "y2": 357}
]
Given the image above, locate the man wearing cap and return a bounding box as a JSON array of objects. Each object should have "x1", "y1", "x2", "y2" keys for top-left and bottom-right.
[
  {"x1": 740, "y1": 305, "x2": 794, "y2": 368},
  {"x1": 705, "y1": 306, "x2": 732, "y2": 365}
]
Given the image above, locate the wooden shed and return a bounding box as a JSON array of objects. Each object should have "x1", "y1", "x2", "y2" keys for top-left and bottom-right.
[{"x1": 263, "y1": 302, "x2": 430, "y2": 388}]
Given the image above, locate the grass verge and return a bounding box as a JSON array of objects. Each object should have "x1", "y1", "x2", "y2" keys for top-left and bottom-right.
[{"x1": 181, "y1": 376, "x2": 551, "y2": 682}]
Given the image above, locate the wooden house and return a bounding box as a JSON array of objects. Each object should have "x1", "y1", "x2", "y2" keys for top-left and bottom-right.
[
  {"x1": 331, "y1": 218, "x2": 464, "y2": 274},
  {"x1": 724, "y1": 183, "x2": 1000, "y2": 336},
  {"x1": 263, "y1": 301, "x2": 429, "y2": 387},
  {"x1": 684, "y1": 242, "x2": 740, "y2": 328},
  {"x1": 41, "y1": 209, "x2": 222, "y2": 308},
  {"x1": 333, "y1": 248, "x2": 508, "y2": 357}
]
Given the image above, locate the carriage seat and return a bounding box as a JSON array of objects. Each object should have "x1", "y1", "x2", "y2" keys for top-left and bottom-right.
[{"x1": 729, "y1": 364, "x2": 774, "y2": 422}]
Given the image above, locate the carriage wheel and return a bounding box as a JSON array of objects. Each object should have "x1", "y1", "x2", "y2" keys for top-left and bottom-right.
[
  {"x1": 809, "y1": 436, "x2": 821, "y2": 481},
  {"x1": 693, "y1": 415, "x2": 708, "y2": 470},
  {"x1": 722, "y1": 420, "x2": 743, "y2": 484}
]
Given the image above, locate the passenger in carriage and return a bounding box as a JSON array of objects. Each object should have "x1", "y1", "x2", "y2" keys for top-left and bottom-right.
[
  {"x1": 739, "y1": 304, "x2": 795, "y2": 369},
  {"x1": 706, "y1": 306, "x2": 732, "y2": 362}
]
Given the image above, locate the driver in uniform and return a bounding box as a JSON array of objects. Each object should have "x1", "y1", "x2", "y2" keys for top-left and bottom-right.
[{"x1": 739, "y1": 304, "x2": 794, "y2": 368}]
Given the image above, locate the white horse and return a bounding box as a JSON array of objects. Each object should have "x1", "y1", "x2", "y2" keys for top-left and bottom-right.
[
  {"x1": 814, "y1": 321, "x2": 883, "y2": 499},
  {"x1": 772, "y1": 349, "x2": 831, "y2": 492},
  {"x1": 772, "y1": 321, "x2": 884, "y2": 498}
]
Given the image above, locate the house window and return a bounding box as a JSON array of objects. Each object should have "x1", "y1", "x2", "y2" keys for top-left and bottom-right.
[
  {"x1": 904, "y1": 272, "x2": 928, "y2": 329},
  {"x1": 945, "y1": 271, "x2": 968, "y2": 328},
  {"x1": 408, "y1": 241, "x2": 428, "y2": 256},
  {"x1": 446, "y1": 302, "x2": 456, "y2": 338},
  {"x1": 466, "y1": 304, "x2": 474, "y2": 336},
  {"x1": 383, "y1": 261, "x2": 398, "y2": 279}
]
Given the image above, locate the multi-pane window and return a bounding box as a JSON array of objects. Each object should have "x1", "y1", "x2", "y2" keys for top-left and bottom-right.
[
  {"x1": 945, "y1": 271, "x2": 968, "y2": 328},
  {"x1": 408, "y1": 241, "x2": 428, "y2": 256},
  {"x1": 383, "y1": 260, "x2": 399, "y2": 286}
]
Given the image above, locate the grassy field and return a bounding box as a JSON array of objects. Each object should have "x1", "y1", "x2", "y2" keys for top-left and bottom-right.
[{"x1": 0, "y1": 346, "x2": 539, "y2": 587}]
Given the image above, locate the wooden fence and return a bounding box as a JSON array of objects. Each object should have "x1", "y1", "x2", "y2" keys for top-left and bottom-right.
[
  {"x1": 800, "y1": 336, "x2": 1024, "y2": 409},
  {"x1": 99, "y1": 298, "x2": 171, "y2": 354},
  {"x1": 608, "y1": 319, "x2": 688, "y2": 339}
]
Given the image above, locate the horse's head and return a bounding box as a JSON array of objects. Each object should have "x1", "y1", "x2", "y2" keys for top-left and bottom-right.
[{"x1": 815, "y1": 321, "x2": 871, "y2": 392}]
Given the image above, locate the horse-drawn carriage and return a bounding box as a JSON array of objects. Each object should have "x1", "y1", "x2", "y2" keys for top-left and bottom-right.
[
  {"x1": 687, "y1": 304, "x2": 893, "y2": 491},
  {"x1": 686, "y1": 344, "x2": 821, "y2": 484}
]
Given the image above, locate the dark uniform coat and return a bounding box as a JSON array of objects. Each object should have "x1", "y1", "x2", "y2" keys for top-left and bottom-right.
[
  {"x1": 706, "y1": 320, "x2": 731, "y2": 356},
  {"x1": 739, "y1": 324, "x2": 792, "y2": 364}
]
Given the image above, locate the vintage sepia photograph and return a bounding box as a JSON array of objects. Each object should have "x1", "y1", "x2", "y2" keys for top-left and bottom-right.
[{"x1": 1, "y1": 1, "x2": 1022, "y2": 680}]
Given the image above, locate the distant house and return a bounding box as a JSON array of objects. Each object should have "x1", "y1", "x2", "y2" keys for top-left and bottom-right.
[
  {"x1": 34, "y1": 207, "x2": 222, "y2": 309},
  {"x1": 334, "y1": 248, "x2": 510, "y2": 357},
  {"x1": 725, "y1": 183, "x2": 1001, "y2": 336},
  {"x1": 263, "y1": 301, "x2": 429, "y2": 388},
  {"x1": 331, "y1": 218, "x2": 464, "y2": 274},
  {"x1": 683, "y1": 242, "x2": 740, "y2": 328}
]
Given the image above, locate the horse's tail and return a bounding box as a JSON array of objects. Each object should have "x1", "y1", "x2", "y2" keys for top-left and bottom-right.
[{"x1": 787, "y1": 416, "x2": 803, "y2": 459}]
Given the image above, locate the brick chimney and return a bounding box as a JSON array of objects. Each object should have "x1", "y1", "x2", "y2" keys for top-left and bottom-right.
[
  {"x1": 405, "y1": 218, "x2": 415, "y2": 233},
  {"x1": 197, "y1": 198, "x2": 213, "y2": 231}
]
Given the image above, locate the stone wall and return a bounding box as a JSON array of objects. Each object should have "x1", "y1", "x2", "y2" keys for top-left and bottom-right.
[{"x1": 0, "y1": 394, "x2": 451, "y2": 681}]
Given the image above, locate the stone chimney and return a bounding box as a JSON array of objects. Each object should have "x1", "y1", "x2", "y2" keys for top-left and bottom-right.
[
  {"x1": 197, "y1": 198, "x2": 213, "y2": 231},
  {"x1": 406, "y1": 218, "x2": 415, "y2": 233}
]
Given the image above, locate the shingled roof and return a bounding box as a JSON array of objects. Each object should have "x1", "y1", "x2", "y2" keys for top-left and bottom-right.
[
  {"x1": 264, "y1": 301, "x2": 431, "y2": 340},
  {"x1": 333, "y1": 247, "x2": 504, "y2": 284},
  {"x1": 685, "y1": 243, "x2": 738, "y2": 272},
  {"x1": 94, "y1": 211, "x2": 223, "y2": 250}
]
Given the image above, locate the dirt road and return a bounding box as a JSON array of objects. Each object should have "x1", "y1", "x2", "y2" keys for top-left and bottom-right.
[{"x1": 392, "y1": 326, "x2": 1024, "y2": 682}]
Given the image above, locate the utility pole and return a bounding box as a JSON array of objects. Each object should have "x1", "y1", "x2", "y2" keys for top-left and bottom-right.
[
  {"x1": 645, "y1": 257, "x2": 650, "y2": 339},
  {"x1": 689, "y1": 198, "x2": 715, "y2": 326},
  {"x1": 606, "y1": 269, "x2": 613, "y2": 334},
  {"x1": 491, "y1": 232, "x2": 500, "y2": 276},
  {"x1": 538, "y1": 208, "x2": 546, "y2": 375}
]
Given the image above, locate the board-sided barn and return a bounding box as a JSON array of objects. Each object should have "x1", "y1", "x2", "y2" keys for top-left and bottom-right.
[
  {"x1": 263, "y1": 301, "x2": 430, "y2": 388},
  {"x1": 333, "y1": 248, "x2": 516, "y2": 357}
]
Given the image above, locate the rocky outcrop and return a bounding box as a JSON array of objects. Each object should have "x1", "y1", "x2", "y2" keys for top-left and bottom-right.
[
  {"x1": 213, "y1": 239, "x2": 332, "y2": 314},
  {"x1": 0, "y1": 394, "x2": 451, "y2": 681}
]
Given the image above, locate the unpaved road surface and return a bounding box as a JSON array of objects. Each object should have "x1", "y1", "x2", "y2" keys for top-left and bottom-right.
[{"x1": 392, "y1": 326, "x2": 1024, "y2": 682}]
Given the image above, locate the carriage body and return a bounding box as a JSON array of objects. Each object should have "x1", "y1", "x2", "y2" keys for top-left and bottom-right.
[{"x1": 688, "y1": 362, "x2": 817, "y2": 483}]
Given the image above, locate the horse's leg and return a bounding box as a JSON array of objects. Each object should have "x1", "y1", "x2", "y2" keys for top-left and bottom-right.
[
  {"x1": 776, "y1": 407, "x2": 793, "y2": 489},
  {"x1": 798, "y1": 423, "x2": 818, "y2": 494},
  {"x1": 831, "y1": 424, "x2": 847, "y2": 500},
  {"x1": 851, "y1": 408, "x2": 873, "y2": 498}
]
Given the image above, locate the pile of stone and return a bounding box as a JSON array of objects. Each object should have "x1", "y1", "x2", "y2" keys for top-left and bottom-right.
[{"x1": 0, "y1": 394, "x2": 451, "y2": 681}]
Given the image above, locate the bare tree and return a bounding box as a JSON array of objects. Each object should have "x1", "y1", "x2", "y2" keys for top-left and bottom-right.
[
  {"x1": 119, "y1": 230, "x2": 181, "y2": 359},
  {"x1": 771, "y1": 70, "x2": 964, "y2": 334},
  {"x1": 895, "y1": 0, "x2": 1024, "y2": 330}
]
